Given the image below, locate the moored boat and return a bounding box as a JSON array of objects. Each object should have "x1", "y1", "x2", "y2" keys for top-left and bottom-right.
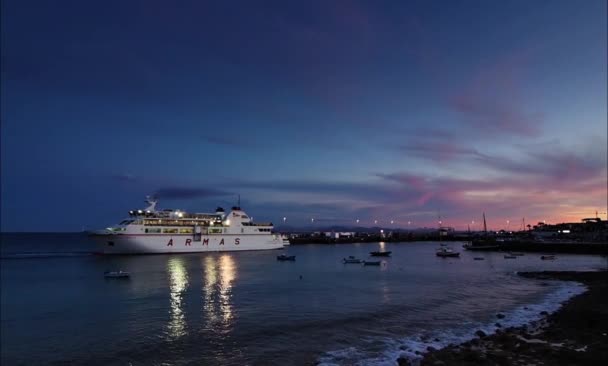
[
  {"x1": 370, "y1": 251, "x2": 391, "y2": 257},
  {"x1": 104, "y1": 271, "x2": 130, "y2": 278},
  {"x1": 343, "y1": 256, "x2": 362, "y2": 264},
  {"x1": 504, "y1": 255, "x2": 517, "y2": 259},
  {"x1": 473, "y1": 257, "x2": 485, "y2": 260},
  {"x1": 362, "y1": 260, "x2": 381, "y2": 266},
  {"x1": 277, "y1": 254, "x2": 296, "y2": 261},
  {"x1": 436, "y1": 247, "x2": 460, "y2": 258},
  {"x1": 541, "y1": 255, "x2": 556, "y2": 260}
]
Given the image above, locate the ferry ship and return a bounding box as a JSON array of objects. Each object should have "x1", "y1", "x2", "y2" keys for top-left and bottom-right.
[{"x1": 89, "y1": 197, "x2": 288, "y2": 254}]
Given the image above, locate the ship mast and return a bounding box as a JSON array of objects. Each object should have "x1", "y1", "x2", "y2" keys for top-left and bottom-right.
[{"x1": 483, "y1": 212, "x2": 487, "y2": 234}]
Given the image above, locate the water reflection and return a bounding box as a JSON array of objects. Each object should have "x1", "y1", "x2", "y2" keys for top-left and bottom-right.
[
  {"x1": 167, "y1": 257, "x2": 189, "y2": 338},
  {"x1": 202, "y1": 255, "x2": 237, "y2": 328}
]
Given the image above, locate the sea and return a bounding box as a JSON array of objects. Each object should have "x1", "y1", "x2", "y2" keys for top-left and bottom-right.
[{"x1": 1, "y1": 233, "x2": 606, "y2": 365}]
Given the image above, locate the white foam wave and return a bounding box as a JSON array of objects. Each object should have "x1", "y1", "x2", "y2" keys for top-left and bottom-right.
[{"x1": 319, "y1": 281, "x2": 587, "y2": 366}]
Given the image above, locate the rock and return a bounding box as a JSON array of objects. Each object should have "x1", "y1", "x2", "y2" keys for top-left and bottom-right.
[
  {"x1": 497, "y1": 313, "x2": 506, "y2": 319},
  {"x1": 427, "y1": 346, "x2": 437, "y2": 352},
  {"x1": 397, "y1": 356, "x2": 412, "y2": 366},
  {"x1": 434, "y1": 338, "x2": 440, "y2": 342},
  {"x1": 476, "y1": 330, "x2": 487, "y2": 338},
  {"x1": 540, "y1": 311, "x2": 548, "y2": 316},
  {"x1": 495, "y1": 322, "x2": 502, "y2": 328},
  {"x1": 415, "y1": 350, "x2": 421, "y2": 355}
]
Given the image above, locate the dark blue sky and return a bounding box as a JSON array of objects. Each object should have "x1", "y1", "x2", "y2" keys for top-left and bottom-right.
[{"x1": 2, "y1": 0, "x2": 607, "y2": 231}]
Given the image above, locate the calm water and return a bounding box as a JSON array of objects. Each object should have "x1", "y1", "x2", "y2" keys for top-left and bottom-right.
[{"x1": 1, "y1": 233, "x2": 606, "y2": 365}]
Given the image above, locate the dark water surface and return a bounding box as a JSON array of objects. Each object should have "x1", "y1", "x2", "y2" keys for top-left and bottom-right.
[{"x1": 1, "y1": 233, "x2": 606, "y2": 365}]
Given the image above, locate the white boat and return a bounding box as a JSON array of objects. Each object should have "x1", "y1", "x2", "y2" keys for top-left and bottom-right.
[
  {"x1": 89, "y1": 197, "x2": 288, "y2": 254},
  {"x1": 436, "y1": 246, "x2": 460, "y2": 258},
  {"x1": 343, "y1": 256, "x2": 362, "y2": 264}
]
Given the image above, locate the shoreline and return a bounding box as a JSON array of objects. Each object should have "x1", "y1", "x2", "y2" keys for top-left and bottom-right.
[{"x1": 400, "y1": 270, "x2": 608, "y2": 365}]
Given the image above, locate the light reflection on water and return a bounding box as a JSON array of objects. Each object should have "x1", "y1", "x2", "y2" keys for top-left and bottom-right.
[
  {"x1": 167, "y1": 257, "x2": 189, "y2": 339},
  {"x1": 202, "y1": 255, "x2": 237, "y2": 329},
  {"x1": 2, "y1": 235, "x2": 607, "y2": 365}
]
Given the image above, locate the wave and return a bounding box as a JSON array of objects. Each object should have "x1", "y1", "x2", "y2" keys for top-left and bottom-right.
[
  {"x1": 0, "y1": 251, "x2": 95, "y2": 259},
  {"x1": 318, "y1": 281, "x2": 587, "y2": 366}
]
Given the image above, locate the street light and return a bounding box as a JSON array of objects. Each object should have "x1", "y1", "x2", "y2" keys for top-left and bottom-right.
[
  {"x1": 390, "y1": 220, "x2": 394, "y2": 225},
  {"x1": 283, "y1": 217, "x2": 286, "y2": 223},
  {"x1": 374, "y1": 220, "x2": 378, "y2": 225},
  {"x1": 356, "y1": 219, "x2": 360, "y2": 224}
]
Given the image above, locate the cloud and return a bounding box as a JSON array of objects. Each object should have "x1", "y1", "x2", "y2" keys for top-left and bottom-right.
[
  {"x1": 449, "y1": 50, "x2": 542, "y2": 137},
  {"x1": 153, "y1": 187, "x2": 233, "y2": 200},
  {"x1": 398, "y1": 140, "x2": 487, "y2": 162}
]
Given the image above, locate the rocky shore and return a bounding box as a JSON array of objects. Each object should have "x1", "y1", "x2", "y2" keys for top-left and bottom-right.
[{"x1": 399, "y1": 271, "x2": 608, "y2": 366}]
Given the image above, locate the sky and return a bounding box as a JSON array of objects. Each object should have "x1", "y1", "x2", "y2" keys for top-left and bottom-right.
[{"x1": 1, "y1": 0, "x2": 607, "y2": 232}]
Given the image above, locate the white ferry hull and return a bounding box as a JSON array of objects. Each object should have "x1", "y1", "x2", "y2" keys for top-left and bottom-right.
[{"x1": 90, "y1": 234, "x2": 285, "y2": 254}]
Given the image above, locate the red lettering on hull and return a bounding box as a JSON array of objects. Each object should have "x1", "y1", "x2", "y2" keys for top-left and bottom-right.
[
  {"x1": 235, "y1": 238, "x2": 240, "y2": 245},
  {"x1": 167, "y1": 239, "x2": 173, "y2": 246},
  {"x1": 185, "y1": 239, "x2": 192, "y2": 246},
  {"x1": 203, "y1": 239, "x2": 209, "y2": 245}
]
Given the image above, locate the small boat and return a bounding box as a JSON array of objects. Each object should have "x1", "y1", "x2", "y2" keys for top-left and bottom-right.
[
  {"x1": 370, "y1": 251, "x2": 391, "y2": 257},
  {"x1": 510, "y1": 252, "x2": 525, "y2": 256},
  {"x1": 277, "y1": 254, "x2": 296, "y2": 261},
  {"x1": 362, "y1": 260, "x2": 381, "y2": 266},
  {"x1": 104, "y1": 271, "x2": 130, "y2": 278},
  {"x1": 541, "y1": 255, "x2": 556, "y2": 260},
  {"x1": 504, "y1": 255, "x2": 517, "y2": 259},
  {"x1": 343, "y1": 256, "x2": 362, "y2": 264},
  {"x1": 473, "y1": 257, "x2": 485, "y2": 260},
  {"x1": 436, "y1": 247, "x2": 460, "y2": 258}
]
